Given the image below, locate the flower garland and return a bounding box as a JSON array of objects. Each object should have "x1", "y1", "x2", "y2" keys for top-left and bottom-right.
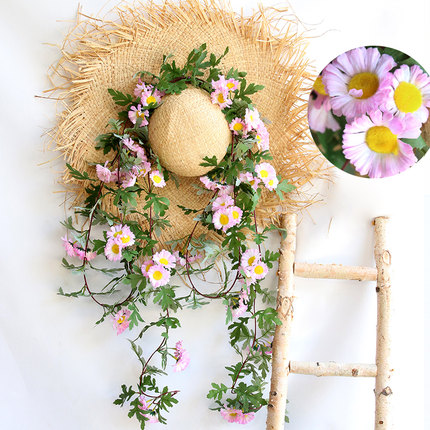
[
  {"x1": 308, "y1": 46, "x2": 430, "y2": 178},
  {"x1": 61, "y1": 44, "x2": 294, "y2": 427}
]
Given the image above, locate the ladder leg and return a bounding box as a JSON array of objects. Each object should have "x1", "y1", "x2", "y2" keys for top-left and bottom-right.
[
  {"x1": 373, "y1": 217, "x2": 393, "y2": 430},
  {"x1": 266, "y1": 213, "x2": 297, "y2": 430}
]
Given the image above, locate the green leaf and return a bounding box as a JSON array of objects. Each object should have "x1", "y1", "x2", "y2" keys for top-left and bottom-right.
[
  {"x1": 403, "y1": 135, "x2": 427, "y2": 150},
  {"x1": 66, "y1": 163, "x2": 93, "y2": 181},
  {"x1": 108, "y1": 88, "x2": 134, "y2": 106}
]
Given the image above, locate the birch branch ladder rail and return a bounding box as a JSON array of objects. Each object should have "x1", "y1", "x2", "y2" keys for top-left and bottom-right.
[{"x1": 266, "y1": 214, "x2": 393, "y2": 430}]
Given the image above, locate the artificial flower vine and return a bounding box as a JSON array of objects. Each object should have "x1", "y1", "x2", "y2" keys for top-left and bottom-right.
[
  {"x1": 308, "y1": 46, "x2": 430, "y2": 178},
  {"x1": 60, "y1": 44, "x2": 293, "y2": 428}
]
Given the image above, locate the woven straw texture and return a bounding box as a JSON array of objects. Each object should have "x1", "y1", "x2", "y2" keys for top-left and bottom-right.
[
  {"x1": 47, "y1": 0, "x2": 327, "y2": 245},
  {"x1": 148, "y1": 86, "x2": 232, "y2": 177}
]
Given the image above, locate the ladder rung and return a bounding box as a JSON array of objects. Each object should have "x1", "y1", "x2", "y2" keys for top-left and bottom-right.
[
  {"x1": 294, "y1": 262, "x2": 377, "y2": 281},
  {"x1": 289, "y1": 361, "x2": 377, "y2": 377}
]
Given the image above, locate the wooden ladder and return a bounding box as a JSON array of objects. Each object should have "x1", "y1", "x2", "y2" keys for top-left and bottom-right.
[{"x1": 266, "y1": 214, "x2": 393, "y2": 430}]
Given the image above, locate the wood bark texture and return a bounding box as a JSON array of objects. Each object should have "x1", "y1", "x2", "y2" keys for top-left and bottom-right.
[
  {"x1": 266, "y1": 213, "x2": 297, "y2": 430},
  {"x1": 373, "y1": 216, "x2": 393, "y2": 430},
  {"x1": 294, "y1": 262, "x2": 377, "y2": 281},
  {"x1": 289, "y1": 361, "x2": 377, "y2": 377}
]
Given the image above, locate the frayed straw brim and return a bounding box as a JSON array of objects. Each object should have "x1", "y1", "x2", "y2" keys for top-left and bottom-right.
[{"x1": 46, "y1": 0, "x2": 328, "y2": 245}]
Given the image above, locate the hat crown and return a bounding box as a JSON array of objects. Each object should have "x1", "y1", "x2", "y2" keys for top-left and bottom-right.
[{"x1": 148, "y1": 86, "x2": 231, "y2": 177}]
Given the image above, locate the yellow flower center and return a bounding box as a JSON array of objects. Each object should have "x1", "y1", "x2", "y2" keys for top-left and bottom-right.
[
  {"x1": 268, "y1": 179, "x2": 274, "y2": 186},
  {"x1": 219, "y1": 214, "x2": 230, "y2": 225},
  {"x1": 227, "y1": 82, "x2": 235, "y2": 89},
  {"x1": 232, "y1": 210, "x2": 240, "y2": 219},
  {"x1": 348, "y1": 72, "x2": 379, "y2": 99},
  {"x1": 394, "y1": 82, "x2": 423, "y2": 113},
  {"x1": 137, "y1": 111, "x2": 146, "y2": 118},
  {"x1": 256, "y1": 134, "x2": 262, "y2": 142},
  {"x1": 250, "y1": 179, "x2": 255, "y2": 186},
  {"x1": 233, "y1": 122, "x2": 243, "y2": 131},
  {"x1": 114, "y1": 230, "x2": 123, "y2": 238},
  {"x1": 366, "y1": 126, "x2": 399, "y2": 155},
  {"x1": 121, "y1": 236, "x2": 130, "y2": 244},
  {"x1": 159, "y1": 257, "x2": 169, "y2": 265},
  {"x1": 259, "y1": 169, "x2": 268, "y2": 178},
  {"x1": 153, "y1": 270, "x2": 163, "y2": 281},
  {"x1": 117, "y1": 315, "x2": 126, "y2": 324},
  {"x1": 217, "y1": 93, "x2": 226, "y2": 103},
  {"x1": 254, "y1": 265, "x2": 264, "y2": 275},
  {"x1": 313, "y1": 76, "x2": 327, "y2": 96},
  {"x1": 112, "y1": 244, "x2": 120, "y2": 254},
  {"x1": 145, "y1": 264, "x2": 152, "y2": 272},
  {"x1": 248, "y1": 256, "x2": 256, "y2": 265},
  {"x1": 153, "y1": 175, "x2": 162, "y2": 183},
  {"x1": 146, "y1": 95, "x2": 157, "y2": 104}
]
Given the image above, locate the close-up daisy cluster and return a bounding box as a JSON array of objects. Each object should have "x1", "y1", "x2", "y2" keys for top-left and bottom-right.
[{"x1": 308, "y1": 46, "x2": 430, "y2": 178}]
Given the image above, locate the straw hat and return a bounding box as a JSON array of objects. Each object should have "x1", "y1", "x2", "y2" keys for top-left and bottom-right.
[{"x1": 48, "y1": 0, "x2": 325, "y2": 244}]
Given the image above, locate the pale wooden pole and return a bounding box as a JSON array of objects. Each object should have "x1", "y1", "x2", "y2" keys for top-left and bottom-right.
[
  {"x1": 289, "y1": 361, "x2": 377, "y2": 377},
  {"x1": 373, "y1": 216, "x2": 393, "y2": 430},
  {"x1": 294, "y1": 262, "x2": 377, "y2": 281},
  {"x1": 266, "y1": 213, "x2": 297, "y2": 430}
]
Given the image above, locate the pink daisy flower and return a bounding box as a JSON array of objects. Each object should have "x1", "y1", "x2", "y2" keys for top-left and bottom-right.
[
  {"x1": 74, "y1": 247, "x2": 97, "y2": 262},
  {"x1": 132, "y1": 160, "x2": 151, "y2": 178},
  {"x1": 130, "y1": 144, "x2": 147, "y2": 162},
  {"x1": 342, "y1": 110, "x2": 420, "y2": 178},
  {"x1": 229, "y1": 117, "x2": 246, "y2": 135},
  {"x1": 383, "y1": 64, "x2": 430, "y2": 124},
  {"x1": 150, "y1": 170, "x2": 166, "y2": 188},
  {"x1": 238, "y1": 172, "x2": 260, "y2": 190},
  {"x1": 238, "y1": 412, "x2": 255, "y2": 424},
  {"x1": 134, "y1": 79, "x2": 151, "y2": 98},
  {"x1": 254, "y1": 123, "x2": 270, "y2": 151},
  {"x1": 107, "y1": 224, "x2": 135, "y2": 247},
  {"x1": 200, "y1": 175, "x2": 217, "y2": 191},
  {"x1": 112, "y1": 309, "x2": 131, "y2": 335},
  {"x1": 323, "y1": 47, "x2": 396, "y2": 121},
  {"x1": 308, "y1": 76, "x2": 341, "y2": 133},
  {"x1": 121, "y1": 137, "x2": 135, "y2": 151},
  {"x1": 211, "y1": 89, "x2": 233, "y2": 109},
  {"x1": 212, "y1": 194, "x2": 234, "y2": 211},
  {"x1": 263, "y1": 175, "x2": 279, "y2": 191},
  {"x1": 230, "y1": 206, "x2": 243, "y2": 226},
  {"x1": 138, "y1": 396, "x2": 159, "y2": 423},
  {"x1": 147, "y1": 264, "x2": 170, "y2": 288},
  {"x1": 153, "y1": 249, "x2": 176, "y2": 269},
  {"x1": 213, "y1": 207, "x2": 235, "y2": 232},
  {"x1": 128, "y1": 105, "x2": 149, "y2": 127},
  {"x1": 173, "y1": 251, "x2": 186, "y2": 267},
  {"x1": 231, "y1": 288, "x2": 249, "y2": 319},
  {"x1": 225, "y1": 78, "x2": 240, "y2": 92},
  {"x1": 241, "y1": 249, "x2": 261, "y2": 269},
  {"x1": 255, "y1": 162, "x2": 276, "y2": 182},
  {"x1": 141, "y1": 259, "x2": 154, "y2": 278},
  {"x1": 172, "y1": 341, "x2": 190, "y2": 372},
  {"x1": 121, "y1": 171, "x2": 137, "y2": 189},
  {"x1": 96, "y1": 161, "x2": 112, "y2": 183},
  {"x1": 61, "y1": 235, "x2": 77, "y2": 258},
  {"x1": 244, "y1": 108, "x2": 261, "y2": 130},
  {"x1": 217, "y1": 184, "x2": 234, "y2": 197},
  {"x1": 245, "y1": 261, "x2": 269, "y2": 283},
  {"x1": 104, "y1": 238, "x2": 123, "y2": 262},
  {"x1": 140, "y1": 89, "x2": 163, "y2": 107},
  {"x1": 220, "y1": 407, "x2": 243, "y2": 423}
]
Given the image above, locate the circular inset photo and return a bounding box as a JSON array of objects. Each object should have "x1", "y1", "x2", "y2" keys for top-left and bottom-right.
[{"x1": 308, "y1": 46, "x2": 430, "y2": 178}]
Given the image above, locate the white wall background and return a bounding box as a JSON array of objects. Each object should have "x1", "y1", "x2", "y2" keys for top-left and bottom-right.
[{"x1": 0, "y1": 0, "x2": 429, "y2": 429}]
